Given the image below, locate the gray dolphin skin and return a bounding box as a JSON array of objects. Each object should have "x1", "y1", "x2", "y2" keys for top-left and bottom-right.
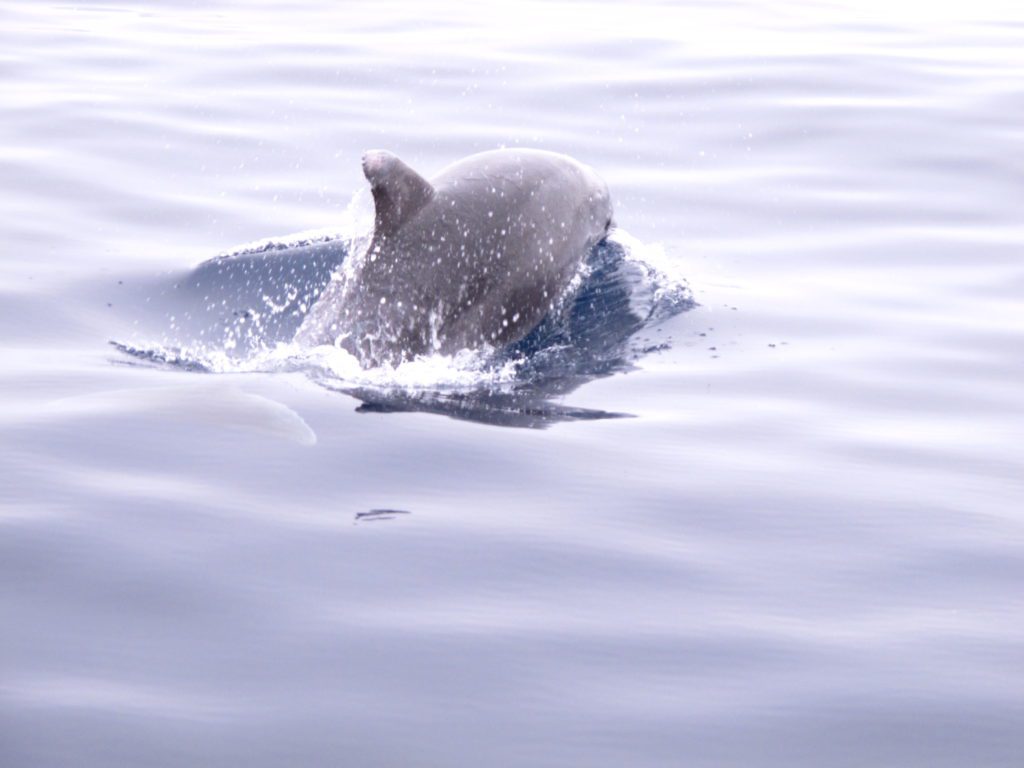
[{"x1": 294, "y1": 148, "x2": 613, "y2": 366}]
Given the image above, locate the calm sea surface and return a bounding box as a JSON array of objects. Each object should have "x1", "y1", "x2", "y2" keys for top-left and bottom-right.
[{"x1": 2, "y1": 2, "x2": 1023, "y2": 766}]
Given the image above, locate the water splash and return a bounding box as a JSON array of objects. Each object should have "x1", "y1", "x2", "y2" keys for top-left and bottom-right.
[{"x1": 115, "y1": 220, "x2": 693, "y2": 426}]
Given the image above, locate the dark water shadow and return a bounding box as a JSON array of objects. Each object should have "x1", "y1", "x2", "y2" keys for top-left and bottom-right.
[
  {"x1": 355, "y1": 508, "x2": 411, "y2": 523},
  {"x1": 343, "y1": 386, "x2": 633, "y2": 428}
]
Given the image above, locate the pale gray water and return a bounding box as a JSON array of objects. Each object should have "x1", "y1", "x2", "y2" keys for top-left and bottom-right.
[{"x1": 2, "y1": 1, "x2": 1023, "y2": 766}]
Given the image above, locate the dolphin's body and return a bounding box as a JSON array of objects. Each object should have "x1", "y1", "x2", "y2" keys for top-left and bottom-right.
[{"x1": 294, "y1": 148, "x2": 613, "y2": 366}]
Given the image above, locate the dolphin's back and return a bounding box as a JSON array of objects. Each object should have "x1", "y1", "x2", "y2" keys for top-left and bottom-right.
[{"x1": 296, "y1": 149, "x2": 613, "y2": 365}]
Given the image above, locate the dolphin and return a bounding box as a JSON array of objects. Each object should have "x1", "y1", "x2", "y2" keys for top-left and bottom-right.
[{"x1": 294, "y1": 148, "x2": 613, "y2": 366}]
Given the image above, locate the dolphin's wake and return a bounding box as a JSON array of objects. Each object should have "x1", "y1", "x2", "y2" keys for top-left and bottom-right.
[{"x1": 113, "y1": 226, "x2": 693, "y2": 427}]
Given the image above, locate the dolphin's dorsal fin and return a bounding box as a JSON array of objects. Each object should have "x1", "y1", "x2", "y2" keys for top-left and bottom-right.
[{"x1": 362, "y1": 150, "x2": 434, "y2": 237}]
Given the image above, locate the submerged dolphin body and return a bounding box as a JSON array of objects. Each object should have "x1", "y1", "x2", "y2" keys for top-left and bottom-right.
[{"x1": 294, "y1": 149, "x2": 614, "y2": 366}]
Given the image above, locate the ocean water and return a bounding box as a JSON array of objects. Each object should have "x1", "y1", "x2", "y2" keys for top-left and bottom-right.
[{"x1": 2, "y1": 1, "x2": 1023, "y2": 766}]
